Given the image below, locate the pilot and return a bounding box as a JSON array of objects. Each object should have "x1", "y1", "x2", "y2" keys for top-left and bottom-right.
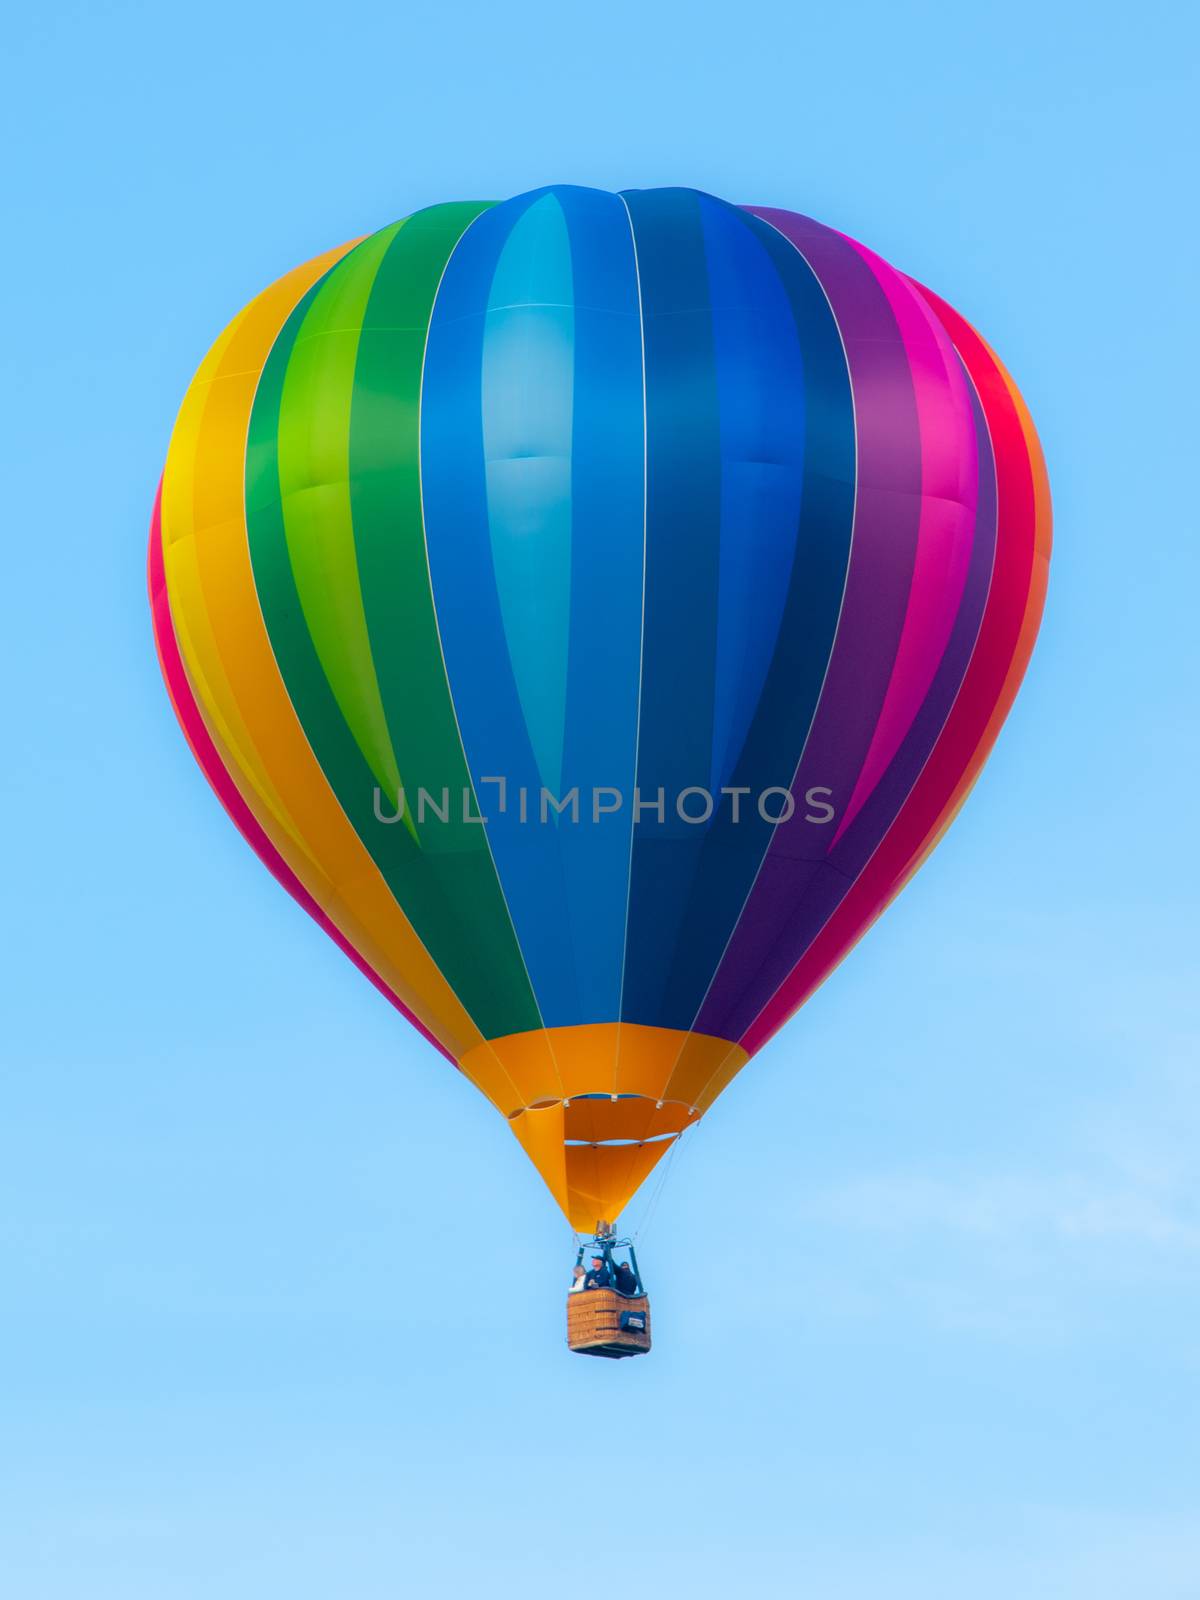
[{"x1": 584, "y1": 1254, "x2": 613, "y2": 1290}]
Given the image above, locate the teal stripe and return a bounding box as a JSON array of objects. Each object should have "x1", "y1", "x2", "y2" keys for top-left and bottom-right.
[{"x1": 482, "y1": 193, "x2": 575, "y2": 796}]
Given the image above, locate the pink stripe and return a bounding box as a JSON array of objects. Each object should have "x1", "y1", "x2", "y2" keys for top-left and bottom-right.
[
  {"x1": 147, "y1": 484, "x2": 455, "y2": 1064},
  {"x1": 830, "y1": 240, "x2": 979, "y2": 845}
]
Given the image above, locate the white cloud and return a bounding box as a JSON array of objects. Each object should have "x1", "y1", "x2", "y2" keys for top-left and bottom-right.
[{"x1": 812, "y1": 1049, "x2": 1200, "y2": 1259}]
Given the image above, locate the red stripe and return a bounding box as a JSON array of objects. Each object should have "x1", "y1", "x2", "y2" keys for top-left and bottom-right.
[{"x1": 147, "y1": 482, "x2": 454, "y2": 1062}]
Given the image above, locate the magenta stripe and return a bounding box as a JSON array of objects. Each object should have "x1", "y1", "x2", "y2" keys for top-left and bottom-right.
[{"x1": 830, "y1": 240, "x2": 978, "y2": 844}]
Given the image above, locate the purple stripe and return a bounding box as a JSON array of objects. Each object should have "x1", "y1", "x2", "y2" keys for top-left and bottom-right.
[
  {"x1": 829, "y1": 369, "x2": 998, "y2": 881},
  {"x1": 699, "y1": 365, "x2": 999, "y2": 1041},
  {"x1": 694, "y1": 208, "x2": 924, "y2": 1035}
]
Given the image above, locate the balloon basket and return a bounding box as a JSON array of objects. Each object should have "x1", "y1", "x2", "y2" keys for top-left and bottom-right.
[{"x1": 567, "y1": 1289, "x2": 652, "y2": 1359}]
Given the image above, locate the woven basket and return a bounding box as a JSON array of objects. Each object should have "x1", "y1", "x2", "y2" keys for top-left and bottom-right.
[{"x1": 567, "y1": 1289, "x2": 652, "y2": 1359}]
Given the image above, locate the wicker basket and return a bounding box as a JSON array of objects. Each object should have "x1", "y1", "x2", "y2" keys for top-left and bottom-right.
[{"x1": 567, "y1": 1289, "x2": 652, "y2": 1359}]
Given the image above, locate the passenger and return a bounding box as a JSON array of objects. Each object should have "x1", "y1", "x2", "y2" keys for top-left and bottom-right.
[
  {"x1": 568, "y1": 1265, "x2": 587, "y2": 1294},
  {"x1": 584, "y1": 1254, "x2": 613, "y2": 1290},
  {"x1": 614, "y1": 1260, "x2": 639, "y2": 1297}
]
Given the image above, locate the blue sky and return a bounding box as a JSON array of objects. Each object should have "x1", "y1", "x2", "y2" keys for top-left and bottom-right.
[{"x1": 3, "y1": 1, "x2": 1198, "y2": 1595}]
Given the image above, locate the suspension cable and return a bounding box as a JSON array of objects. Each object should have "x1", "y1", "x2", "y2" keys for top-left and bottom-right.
[{"x1": 631, "y1": 1117, "x2": 701, "y2": 1244}]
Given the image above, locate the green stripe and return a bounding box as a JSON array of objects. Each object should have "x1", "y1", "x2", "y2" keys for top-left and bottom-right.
[
  {"x1": 350, "y1": 205, "x2": 493, "y2": 857},
  {"x1": 245, "y1": 207, "x2": 541, "y2": 1039},
  {"x1": 276, "y1": 224, "x2": 405, "y2": 807}
]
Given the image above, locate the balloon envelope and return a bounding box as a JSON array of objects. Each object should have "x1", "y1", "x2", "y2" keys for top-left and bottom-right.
[{"x1": 151, "y1": 186, "x2": 1050, "y2": 1230}]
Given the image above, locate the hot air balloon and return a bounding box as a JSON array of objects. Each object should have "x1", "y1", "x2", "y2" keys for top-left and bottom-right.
[{"x1": 150, "y1": 185, "x2": 1050, "y2": 1358}]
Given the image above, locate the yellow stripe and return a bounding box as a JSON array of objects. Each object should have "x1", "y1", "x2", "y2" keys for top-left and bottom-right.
[{"x1": 160, "y1": 243, "x2": 485, "y2": 1059}]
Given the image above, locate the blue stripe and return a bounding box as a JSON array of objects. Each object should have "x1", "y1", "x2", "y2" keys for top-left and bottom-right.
[
  {"x1": 617, "y1": 188, "x2": 724, "y2": 1026},
  {"x1": 422, "y1": 186, "x2": 645, "y2": 1027},
  {"x1": 621, "y1": 194, "x2": 857, "y2": 1030},
  {"x1": 704, "y1": 195, "x2": 808, "y2": 796},
  {"x1": 555, "y1": 187, "x2": 645, "y2": 1022},
  {"x1": 663, "y1": 204, "x2": 855, "y2": 1029}
]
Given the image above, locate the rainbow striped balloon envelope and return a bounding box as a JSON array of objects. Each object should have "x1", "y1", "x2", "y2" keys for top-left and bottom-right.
[{"x1": 151, "y1": 185, "x2": 1050, "y2": 1232}]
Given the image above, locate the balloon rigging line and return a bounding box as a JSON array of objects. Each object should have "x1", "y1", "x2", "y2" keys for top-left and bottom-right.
[{"x1": 632, "y1": 1121, "x2": 693, "y2": 1245}]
